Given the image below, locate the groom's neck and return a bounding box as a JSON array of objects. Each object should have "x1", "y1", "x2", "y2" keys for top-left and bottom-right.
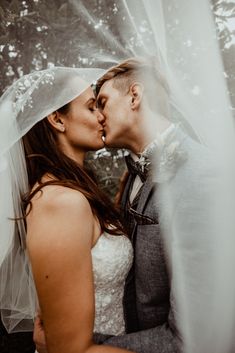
[{"x1": 130, "y1": 113, "x2": 171, "y2": 154}]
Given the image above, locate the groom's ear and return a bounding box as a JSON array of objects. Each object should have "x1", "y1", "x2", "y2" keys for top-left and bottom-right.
[
  {"x1": 129, "y1": 82, "x2": 144, "y2": 110},
  {"x1": 47, "y1": 112, "x2": 65, "y2": 133}
]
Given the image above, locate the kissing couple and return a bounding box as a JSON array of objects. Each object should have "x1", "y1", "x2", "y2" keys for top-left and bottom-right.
[{"x1": 0, "y1": 57, "x2": 213, "y2": 353}]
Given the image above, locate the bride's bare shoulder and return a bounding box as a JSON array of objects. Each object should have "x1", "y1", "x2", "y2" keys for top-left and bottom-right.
[
  {"x1": 29, "y1": 183, "x2": 91, "y2": 215},
  {"x1": 26, "y1": 184, "x2": 94, "y2": 244},
  {"x1": 26, "y1": 183, "x2": 94, "y2": 251}
]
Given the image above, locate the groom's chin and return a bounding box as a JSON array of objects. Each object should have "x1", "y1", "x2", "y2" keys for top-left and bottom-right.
[
  {"x1": 103, "y1": 133, "x2": 120, "y2": 148},
  {"x1": 103, "y1": 135, "x2": 113, "y2": 147}
]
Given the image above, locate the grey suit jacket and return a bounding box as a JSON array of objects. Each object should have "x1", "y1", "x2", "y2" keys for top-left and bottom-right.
[{"x1": 99, "y1": 127, "x2": 216, "y2": 353}]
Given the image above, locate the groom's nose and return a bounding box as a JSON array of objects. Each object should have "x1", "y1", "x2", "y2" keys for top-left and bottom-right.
[{"x1": 97, "y1": 110, "x2": 105, "y2": 125}]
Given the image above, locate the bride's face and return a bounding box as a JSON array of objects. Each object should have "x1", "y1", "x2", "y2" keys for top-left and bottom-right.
[{"x1": 63, "y1": 87, "x2": 105, "y2": 152}]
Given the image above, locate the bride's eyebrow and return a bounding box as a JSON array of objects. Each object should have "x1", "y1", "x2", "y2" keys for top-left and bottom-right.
[{"x1": 85, "y1": 97, "x2": 96, "y2": 105}]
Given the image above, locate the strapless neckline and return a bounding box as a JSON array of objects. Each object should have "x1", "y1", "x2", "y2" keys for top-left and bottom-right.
[{"x1": 92, "y1": 232, "x2": 124, "y2": 250}]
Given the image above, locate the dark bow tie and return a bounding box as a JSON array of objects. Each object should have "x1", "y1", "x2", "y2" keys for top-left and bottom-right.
[{"x1": 125, "y1": 154, "x2": 149, "y2": 182}]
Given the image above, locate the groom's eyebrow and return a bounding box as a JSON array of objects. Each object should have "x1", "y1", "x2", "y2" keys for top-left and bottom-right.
[{"x1": 96, "y1": 95, "x2": 106, "y2": 108}]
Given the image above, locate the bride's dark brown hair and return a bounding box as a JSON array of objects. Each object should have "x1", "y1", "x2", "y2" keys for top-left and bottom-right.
[{"x1": 22, "y1": 103, "x2": 124, "y2": 236}]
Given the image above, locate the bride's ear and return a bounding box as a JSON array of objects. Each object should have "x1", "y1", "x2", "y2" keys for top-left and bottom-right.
[
  {"x1": 47, "y1": 112, "x2": 65, "y2": 132},
  {"x1": 129, "y1": 82, "x2": 144, "y2": 110}
]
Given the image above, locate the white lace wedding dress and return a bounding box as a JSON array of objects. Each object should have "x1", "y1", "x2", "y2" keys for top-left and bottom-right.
[{"x1": 92, "y1": 232, "x2": 133, "y2": 335}]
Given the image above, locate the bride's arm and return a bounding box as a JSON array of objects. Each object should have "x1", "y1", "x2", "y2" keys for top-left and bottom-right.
[{"x1": 27, "y1": 186, "x2": 134, "y2": 353}]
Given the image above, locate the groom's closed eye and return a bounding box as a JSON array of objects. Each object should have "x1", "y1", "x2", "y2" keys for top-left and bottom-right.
[{"x1": 97, "y1": 97, "x2": 106, "y2": 110}]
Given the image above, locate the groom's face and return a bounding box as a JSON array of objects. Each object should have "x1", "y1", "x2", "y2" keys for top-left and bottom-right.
[{"x1": 97, "y1": 79, "x2": 132, "y2": 148}]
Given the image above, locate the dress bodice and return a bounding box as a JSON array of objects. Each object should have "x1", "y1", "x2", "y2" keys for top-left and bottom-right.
[{"x1": 91, "y1": 232, "x2": 133, "y2": 335}]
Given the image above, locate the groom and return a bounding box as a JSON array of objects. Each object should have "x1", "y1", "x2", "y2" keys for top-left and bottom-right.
[
  {"x1": 94, "y1": 57, "x2": 215, "y2": 353},
  {"x1": 93, "y1": 57, "x2": 182, "y2": 353}
]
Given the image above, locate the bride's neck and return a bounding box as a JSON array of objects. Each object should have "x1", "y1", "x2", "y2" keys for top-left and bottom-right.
[{"x1": 59, "y1": 142, "x2": 85, "y2": 167}]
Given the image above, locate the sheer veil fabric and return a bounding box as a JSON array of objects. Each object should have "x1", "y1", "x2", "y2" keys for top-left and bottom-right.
[
  {"x1": 0, "y1": 67, "x2": 105, "y2": 332},
  {"x1": 69, "y1": 1, "x2": 235, "y2": 353},
  {"x1": 1, "y1": 1, "x2": 235, "y2": 352}
]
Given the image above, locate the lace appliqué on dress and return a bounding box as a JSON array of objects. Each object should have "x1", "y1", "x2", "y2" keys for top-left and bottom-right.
[{"x1": 92, "y1": 233, "x2": 133, "y2": 335}]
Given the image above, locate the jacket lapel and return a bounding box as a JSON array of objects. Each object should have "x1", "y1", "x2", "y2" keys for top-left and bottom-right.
[
  {"x1": 136, "y1": 177, "x2": 155, "y2": 214},
  {"x1": 120, "y1": 173, "x2": 133, "y2": 211},
  {"x1": 130, "y1": 177, "x2": 155, "y2": 243}
]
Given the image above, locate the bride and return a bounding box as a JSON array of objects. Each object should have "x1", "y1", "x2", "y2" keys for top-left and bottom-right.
[{"x1": 0, "y1": 67, "x2": 134, "y2": 353}]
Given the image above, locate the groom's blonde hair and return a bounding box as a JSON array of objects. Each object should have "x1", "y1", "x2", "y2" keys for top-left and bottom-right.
[{"x1": 96, "y1": 57, "x2": 170, "y2": 117}]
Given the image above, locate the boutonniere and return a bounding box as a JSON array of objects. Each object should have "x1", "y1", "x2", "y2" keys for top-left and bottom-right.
[
  {"x1": 138, "y1": 139, "x2": 159, "y2": 173},
  {"x1": 138, "y1": 154, "x2": 151, "y2": 173}
]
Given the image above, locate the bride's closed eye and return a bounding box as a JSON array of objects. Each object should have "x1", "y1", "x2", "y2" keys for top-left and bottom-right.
[
  {"x1": 85, "y1": 97, "x2": 97, "y2": 112},
  {"x1": 88, "y1": 102, "x2": 97, "y2": 112}
]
